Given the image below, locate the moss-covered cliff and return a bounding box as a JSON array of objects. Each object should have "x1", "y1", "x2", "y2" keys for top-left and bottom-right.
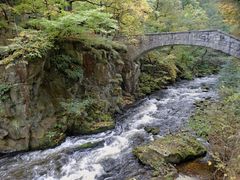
[{"x1": 0, "y1": 36, "x2": 128, "y2": 153}]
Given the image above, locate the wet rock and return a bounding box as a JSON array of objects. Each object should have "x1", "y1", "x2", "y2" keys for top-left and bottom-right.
[
  {"x1": 64, "y1": 141, "x2": 105, "y2": 155},
  {"x1": 71, "y1": 120, "x2": 115, "y2": 135},
  {"x1": 133, "y1": 133, "x2": 206, "y2": 177},
  {"x1": 78, "y1": 141, "x2": 104, "y2": 150},
  {"x1": 193, "y1": 100, "x2": 204, "y2": 107},
  {"x1": 201, "y1": 84, "x2": 210, "y2": 92},
  {"x1": 205, "y1": 96, "x2": 212, "y2": 100},
  {"x1": 144, "y1": 126, "x2": 160, "y2": 135},
  {"x1": 133, "y1": 143, "x2": 177, "y2": 178}
]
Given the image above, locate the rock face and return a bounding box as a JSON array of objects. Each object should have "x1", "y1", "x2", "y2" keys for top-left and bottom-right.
[
  {"x1": 133, "y1": 133, "x2": 206, "y2": 177},
  {"x1": 0, "y1": 39, "x2": 129, "y2": 153}
]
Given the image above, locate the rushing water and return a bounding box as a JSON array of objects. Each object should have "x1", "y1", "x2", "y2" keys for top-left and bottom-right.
[{"x1": 0, "y1": 76, "x2": 219, "y2": 180}]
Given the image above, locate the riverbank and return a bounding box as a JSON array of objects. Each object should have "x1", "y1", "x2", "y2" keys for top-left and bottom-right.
[{"x1": 189, "y1": 60, "x2": 240, "y2": 179}]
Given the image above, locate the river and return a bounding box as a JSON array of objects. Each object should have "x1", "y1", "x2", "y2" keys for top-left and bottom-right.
[{"x1": 0, "y1": 75, "x2": 219, "y2": 180}]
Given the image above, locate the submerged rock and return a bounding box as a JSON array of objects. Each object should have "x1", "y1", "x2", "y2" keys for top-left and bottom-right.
[{"x1": 133, "y1": 133, "x2": 206, "y2": 177}]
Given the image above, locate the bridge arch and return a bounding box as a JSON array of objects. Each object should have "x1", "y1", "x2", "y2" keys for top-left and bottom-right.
[
  {"x1": 118, "y1": 30, "x2": 240, "y2": 94},
  {"x1": 121, "y1": 30, "x2": 240, "y2": 61}
]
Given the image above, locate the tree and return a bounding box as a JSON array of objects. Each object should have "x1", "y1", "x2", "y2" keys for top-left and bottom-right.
[
  {"x1": 145, "y1": 0, "x2": 209, "y2": 32},
  {"x1": 218, "y1": 0, "x2": 240, "y2": 36},
  {"x1": 198, "y1": 0, "x2": 227, "y2": 30},
  {"x1": 28, "y1": 8, "x2": 118, "y2": 39},
  {"x1": 182, "y1": 1, "x2": 209, "y2": 30},
  {"x1": 146, "y1": 0, "x2": 183, "y2": 32},
  {"x1": 71, "y1": 0, "x2": 151, "y2": 35},
  {"x1": 13, "y1": 0, "x2": 67, "y2": 19}
]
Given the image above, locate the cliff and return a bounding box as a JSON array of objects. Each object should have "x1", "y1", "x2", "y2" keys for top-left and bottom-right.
[{"x1": 0, "y1": 38, "x2": 129, "y2": 153}]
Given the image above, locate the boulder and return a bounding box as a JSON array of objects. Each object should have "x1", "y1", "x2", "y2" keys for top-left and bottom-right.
[
  {"x1": 133, "y1": 133, "x2": 206, "y2": 177},
  {"x1": 144, "y1": 126, "x2": 160, "y2": 135}
]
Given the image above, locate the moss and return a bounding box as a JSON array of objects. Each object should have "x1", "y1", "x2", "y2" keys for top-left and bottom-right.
[
  {"x1": 138, "y1": 51, "x2": 180, "y2": 97},
  {"x1": 78, "y1": 141, "x2": 104, "y2": 149},
  {"x1": 138, "y1": 73, "x2": 165, "y2": 96},
  {"x1": 73, "y1": 119, "x2": 115, "y2": 135},
  {"x1": 133, "y1": 145, "x2": 177, "y2": 178},
  {"x1": 0, "y1": 83, "x2": 11, "y2": 101},
  {"x1": 133, "y1": 146, "x2": 166, "y2": 170},
  {"x1": 62, "y1": 97, "x2": 115, "y2": 135},
  {"x1": 133, "y1": 133, "x2": 206, "y2": 177},
  {"x1": 188, "y1": 95, "x2": 240, "y2": 177},
  {"x1": 144, "y1": 126, "x2": 160, "y2": 135},
  {"x1": 38, "y1": 130, "x2": 65, "y2": 149}
]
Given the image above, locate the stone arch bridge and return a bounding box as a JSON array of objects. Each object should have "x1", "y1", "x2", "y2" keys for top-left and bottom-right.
[
  {"x1": 119, "y1": 30, "x2": 240, "y2": 61},
  {"x1": 117, "y1": 30, "x2": 240, "y2": 93}
]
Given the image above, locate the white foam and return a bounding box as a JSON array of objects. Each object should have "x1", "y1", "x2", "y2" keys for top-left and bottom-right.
[{"x1": 176, "y1": 174, "x2": 198, "y2": 180}]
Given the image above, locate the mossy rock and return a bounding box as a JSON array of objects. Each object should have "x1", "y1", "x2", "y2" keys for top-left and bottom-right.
[
  {"x1": 78, "y1": 141, "x2": 104, "y2": 150},
  {"x1": 144, "y1": 126, "x2": 160, "y2": 135},
  {"x1": 133, "y1": 133, "x2": 206, "y2": 177},
  {"x1": 134, "y1": 133, "x2": 206, "y2": 164},
  {"x1": 32, "y1": 130, "x2": 66, "y2": 150},
  {"x1": 73, "y1": 120, "x2": 115, "y2": 135}
]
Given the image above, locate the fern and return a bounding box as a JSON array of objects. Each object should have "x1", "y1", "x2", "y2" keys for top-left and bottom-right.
[{"x1": 52, "y1": 54, "x2": 83, "y2": 81}]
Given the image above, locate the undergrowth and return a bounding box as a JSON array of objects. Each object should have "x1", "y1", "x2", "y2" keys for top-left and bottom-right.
[{"x1": 189, "y1": 59, "x2": 240, "y2": 179}]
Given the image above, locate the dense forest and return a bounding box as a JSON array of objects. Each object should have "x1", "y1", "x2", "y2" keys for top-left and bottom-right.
[{"x1": 0, "y1": 0, "x2": 240, "y2": 179}]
